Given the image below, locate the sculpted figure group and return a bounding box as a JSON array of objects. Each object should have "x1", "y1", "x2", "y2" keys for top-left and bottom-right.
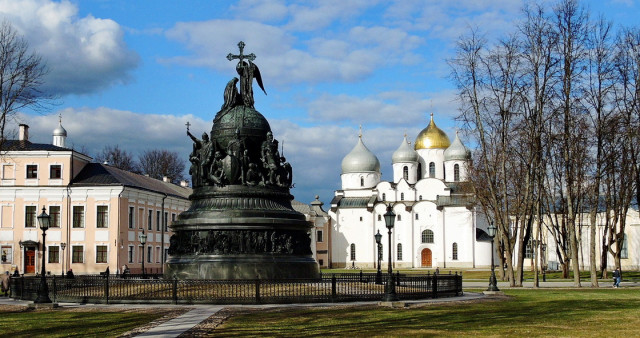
[
  {"x1": 168, "y1": 229, "x2": 312, "y2": 256},
  {"x1": 188, "y1": 128, "x2": 293, "y2": 189}
]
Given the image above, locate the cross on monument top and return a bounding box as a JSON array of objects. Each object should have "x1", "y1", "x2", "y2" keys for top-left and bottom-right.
[
  {"x1": 185, "y1": 121, "x2": 191, "y2": 131},
  {"x1": 226, "y1": 41, "x2": 256, "y2": 63}
]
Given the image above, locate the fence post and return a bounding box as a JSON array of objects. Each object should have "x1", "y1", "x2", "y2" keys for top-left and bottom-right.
[
  {"x1": 432, "y1": 272, "x2": 438, "y2": 298},
  {"x1": 396, "y1": 271, "x2": 400, "y2": 286},
  {"x1": 331, "y1": 274, "x2": 336, "y2": 302},
  {"x1": 173, "y1": 278, "x2": 178, "y2": 305},
  {"x1": 52, "y1": 275, "x2": 57, "y2": 303},
  {"x1": 359, "y1": 270, "x2": 363, "y2": 283},
  {"x1": 255, "y1": 279, "x2": 261, "y2": 304},
  {"x1": 105, "y1": 273, "x2": 109, "y2": 304}
]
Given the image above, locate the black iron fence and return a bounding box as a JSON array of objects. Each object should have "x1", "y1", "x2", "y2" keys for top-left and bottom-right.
[{"x1": 10, "y1": 272, "x2": 462, "y2": 305}]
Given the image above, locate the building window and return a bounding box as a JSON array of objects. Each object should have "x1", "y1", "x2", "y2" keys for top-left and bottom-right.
[
  {"x1": 428, "y1": 162, "x2": 435, "y2": 178},
  {"x1": 525, "y1": 239, "x2": 535, "y2": 259},
  {"x1": 156, "y1": 247, "x2": 161, "y2": 263},
  {"x1": 360, "y1": 177, "x2": 364, "y2": 187},
  {"x1": 26, "y1": 165, "x2": 38, "y2": 179},
  {"x1": 419, "y1": 195, "x2": 422, "y2": 201},
  {"x1": 164, "y1": 212, "x2": 169, "y2": 232},
  {"x1": 359, "y1": 217, "x2": 363, "y2": 222},
  {"x1": 50, "y1": 165, "x2": 61, "y2": 179},
  {"x1": 148, "y1": 210, "x2": 153, "y2": 231},
  {"x1": 1, "y1": 246, "x2": 12, "y2": 263},
  {"x1": 25, "y1": 206, "x2": 36, "y2": 228},
  {"x1": 49, "y1": 206, "x2": 60, "y2": 228},
  {"x1": 319, "y1": 259, "x2": 324, "y2": 266},
  {"x1": 2, "y1": 164, "x2": 14, "y2": 179},
  {"x1": 621, "y1": 235, "x2": 628, "y2": 259},
  {"x1": 350, "y1": 243, "x2": 356, "y2": 261},
  {"x1": 48, "y1": 246, "x2": 59, "y2": 263},
  {"x1": 454, "y1": 164, "x2": 460, "y2": 182},
  {"x1": 452, "y1": 243, "x2": 458, "y2": 260},
  {"x1": 164, "y1": 248, "x2": 169, "y2": 261},
  {"x1": 147, "y1": 246, "x2": 152, "y2": 263},
  {"x1": 403, "y1": 166, "x2": 408, "y2": 180},
  {"x1": 72, "y1": 206, "x2": 84, "y2": 228},
  {"x1": 317, "y1": 230, "x2": 323, "y2": 242},
  {"x1": 72, "y1": 246, "x2": 84, "y2": 263},
  {"x1": 97, "y1": 206, "x2": 108, "y2": 228},
  {"x1": 128, "y1": 206, "x2": 134, "y2": 229},
  {"x1": 170, "y1": 213, "x2": 175, "y2": 231},
  {"x1": 156, "y1": 211, "x2": 161, "y2": 231},
  {"x1": 96, "y1": 245, "x2": 108, "y2": 263},
  {"x1": 397, "y1": 214, "x2": 401, "y2": 221},
  {"x1": 400, "y1": 193, "x2": 404, "y2": 201},
  {"x1": 415, "y1": 213, "x2": 419, "y2": 220},
  {"x1": 417, "y1": 163, "x2": 422, "y2": 178},
  {"x1": 382, "y1": 193, "x2": 386, "y2": 201},
  {"x1": 378, "y1": 215, "x2": 381, "y2": 221},
  {"x1": 421, "y1": 229, "x2": 434, "y2": 243},
  {"x1": 397, "y1": 243, "x2": 403, "y2": 261},
  {"x1": 128, "y1": 246, "x2": 134, "y2": 263}
]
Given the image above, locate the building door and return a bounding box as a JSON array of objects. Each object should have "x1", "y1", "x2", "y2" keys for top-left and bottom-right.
[
  {"x1": 421, "y1": 248, "x2": 432, "y2": 267},
  {"x1": 25, "y1": 248, "x2": 36, "y2": 273}
]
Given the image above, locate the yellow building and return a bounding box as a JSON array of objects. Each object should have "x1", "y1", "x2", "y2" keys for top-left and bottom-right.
[{"x1": 0, "y1": 123, "x2": 191, "y2": 275}]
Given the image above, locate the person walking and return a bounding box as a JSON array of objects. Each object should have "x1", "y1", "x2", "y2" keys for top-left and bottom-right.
[{"x1": 613, "y1": 267, "x2": 622, "y2": 288}]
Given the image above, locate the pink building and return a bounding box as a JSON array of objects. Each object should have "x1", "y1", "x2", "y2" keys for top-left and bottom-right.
[{"x1": 0, "y1": 123, "x2": 190, "y2": 275}]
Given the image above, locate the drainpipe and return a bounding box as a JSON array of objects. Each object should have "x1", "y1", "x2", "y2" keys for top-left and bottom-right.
[
  {"x1": 117, "y1": 188, "x2": 124, "y2": 275},
  {"x1": 160, "y1": 193, "x2": 167, "y2": 273}
]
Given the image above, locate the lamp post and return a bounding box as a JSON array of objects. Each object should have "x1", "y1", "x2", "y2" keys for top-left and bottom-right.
[
  {"x1": 486, "y1": 221, "x2": 500, "y2": 292},
  {"x1": 382, "y1": 205, "x2": 398, "y2": 301},
  {"x1": 139, "y1": 230, "x2": 147, "y2": 278},
  {"x1": 375, "y1": 230, "x2": 382, "y2": 284},
  {"x1": 34, "y1": 207, "x2": 52, "y2": 303},
  {"x1": 541, "y1": 243, "x2": 547, "y2": 282},
  {"x1": 60, "y1": 242, "x2": 66, "y2": 277}
]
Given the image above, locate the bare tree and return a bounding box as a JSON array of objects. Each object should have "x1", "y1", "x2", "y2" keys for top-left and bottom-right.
[
  {"x1": 0, "y1": 21, "x2": 50, "y2": 148},
  {"x1": 94, "y1": 144, "x2": 139, "y2": 172},
  {"x1": 138, "y1": 149, "x2": 185, "y2": 182}
]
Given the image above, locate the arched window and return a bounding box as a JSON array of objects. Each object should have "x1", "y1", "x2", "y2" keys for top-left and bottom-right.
[
  {"x1": 382, "y1": 193, "x2": 386, "y2": 201},
  {"x1": 421, "y1": 230, "x2": 434, "y2": 243},
  {"x1": 377, "y1": 214, "x2": 381, "y2": 221},
  {"x1": 397, "y1": 243, "x2": 403, "y2": 261},
  {"x1": 419, "y1": 195, "x2": 422, "y2": 201},
  {"x1": 403, "y1": 166, "x2": 409, "y2": 180},
  {"x1": 397, "y1": 214, "x2": 402, "y2": 221},
  {"x1": 350, "y1": 243, "x2": 356, "y2": 261},
  {"x1": 360, "y1": 177, "x2": 364, "y2": 187},
  {"x1": 417, "y1": 163, "x2": 422, "y2": 178},
  {"x1": 429, "y1": 162, "x2": 435, "y2": 178},
  {"x1": 454, "y1": 164, "x2": 460, "y2": 182},
  {"x1": 621, "y1": 234, "x2": 629, "y2": 259},
  {"x1": 452, "y1": 242, "x2": 458, "y2": 260},
  {"x1": 401, "y1": 193, "x2": 405, "y2": 200}
]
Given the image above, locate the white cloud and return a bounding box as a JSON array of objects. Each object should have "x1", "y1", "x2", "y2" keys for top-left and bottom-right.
[{"x1": 0, "y1": 0, "x2": 139, "y2": 95}]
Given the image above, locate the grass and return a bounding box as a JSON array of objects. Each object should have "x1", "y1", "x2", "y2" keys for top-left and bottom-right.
[
  {"x1": 0, "y1": 307, "x2": 180, "y2": 337},
  {"x1": 215, "y1": 288, "x2": 640, "y2": 337}
]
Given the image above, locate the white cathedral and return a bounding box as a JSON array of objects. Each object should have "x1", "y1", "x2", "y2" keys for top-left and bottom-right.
[{"x1": 329, "y1": 114, "x2": 493, "y2": 269}]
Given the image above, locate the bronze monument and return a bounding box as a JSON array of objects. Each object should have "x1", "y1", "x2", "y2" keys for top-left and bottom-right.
[{"x1": 165, "y1": 42, "x2": 319, "y2": 279}]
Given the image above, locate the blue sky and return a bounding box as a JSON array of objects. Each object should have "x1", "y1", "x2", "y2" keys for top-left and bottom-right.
[{"x1": 1, "y1": 0, "x2": 638, "y2": 205}]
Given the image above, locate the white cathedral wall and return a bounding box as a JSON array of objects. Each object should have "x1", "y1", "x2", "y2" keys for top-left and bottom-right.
[
  {"x1": 341, "y1": 172, "x2": 381, "y2": 190},
  {"x1": 392, "y1": 162, "x2": 418, "y2": 184},
  {"x1": 416, "y1": 148, "x2": 445, "y2": 180},
  {"x1": 414, "y1": 179, "x2": 449, "y2": 201},
  {"x1": 444, "y1": 160, "x2": 469, "y2": 182},
  {"x1": 441, "y1": 207, "x2": 475, "y2": 268},
  {"x1": 329, "y1": 208, "x2": 376, "y2": 268}
]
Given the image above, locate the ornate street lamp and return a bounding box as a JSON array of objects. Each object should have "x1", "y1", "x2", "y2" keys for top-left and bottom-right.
[
  {"x1": 541, "y1": 243, "x2": 547, "y2": 282},
  {"x1": 139, "y1": 230, "x2": 147, "y2": 278},
  {"x1": 60, "y1": 242, "x2": 66, "y2": 277},
  {"x1": 486, "y1": 221, "x2": 500, "y2": 292},
  {"x1": 34, "y1": 207, "x2": 52, "y2": 303},
  {"x1": 374, "y1": 230, "x2": 383, "y2": 284},
  {"x1": 382, "y1": 205, "x2": 398, "y2": 301}
]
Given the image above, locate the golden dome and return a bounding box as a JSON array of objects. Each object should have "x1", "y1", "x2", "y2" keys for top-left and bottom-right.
[{"x1": 414, "y1": 114, "x2": 451, "y2": 150}]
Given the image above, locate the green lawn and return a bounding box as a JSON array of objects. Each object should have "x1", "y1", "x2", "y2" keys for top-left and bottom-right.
[
  {"x1": 0, "y1": 307, "x2": 180, "y2": 337},
  {"x1": 215, "y1": 288, "x2": 640, "y2": 337}
]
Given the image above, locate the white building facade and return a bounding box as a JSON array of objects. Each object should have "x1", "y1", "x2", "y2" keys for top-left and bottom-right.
[{"x1": 329, "y1": 115, "x2": 493, "y2": 269}]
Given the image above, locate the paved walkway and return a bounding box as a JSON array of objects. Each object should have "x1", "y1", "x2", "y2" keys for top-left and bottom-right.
[{"x1": 1, "y1": 280, "x2": 636, "y2": 337}]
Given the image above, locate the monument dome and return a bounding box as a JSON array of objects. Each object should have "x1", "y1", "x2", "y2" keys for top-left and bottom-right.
[{"x1": 414, "y1": 114, "x2": 451, "y2": 150}]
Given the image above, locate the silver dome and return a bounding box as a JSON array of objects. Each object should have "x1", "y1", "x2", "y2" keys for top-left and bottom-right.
[
  {"x1": 444, "y1": 133, "x2": 471, "y2": 161},
  {"x1": 53, "y1": 122, "x2": 67, "y2": 137},
  {"x1": 341, "y1": 136, "x2": 380, "y2": 174},
  {"x1": 392, "y1": 136, "x2": 418, "y2": 164}
]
